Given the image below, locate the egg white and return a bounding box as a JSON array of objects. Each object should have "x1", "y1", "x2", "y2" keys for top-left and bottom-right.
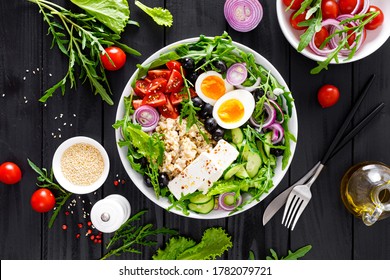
[
  {"x1": 212, "y1": 89, "x2": 255, "y2": 129},
  {"x1": 195, "y1": 71, "x2": 234, "y2": 105}
]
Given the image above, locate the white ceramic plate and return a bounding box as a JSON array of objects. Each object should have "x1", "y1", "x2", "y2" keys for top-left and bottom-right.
[
  {"x1": 276, "y1": 0, "x2": 390, "y2": 63},
  {"x1": 52, "y1": 136, "x2": 110, "y2": 194},
  {"x1": 115, "y1": 38, "x2": 298, "y2": 219}
]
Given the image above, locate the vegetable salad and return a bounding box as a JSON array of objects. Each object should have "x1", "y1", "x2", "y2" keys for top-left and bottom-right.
[{"x1": 114, "y1": 33, "x2": 296, "y2": 215}]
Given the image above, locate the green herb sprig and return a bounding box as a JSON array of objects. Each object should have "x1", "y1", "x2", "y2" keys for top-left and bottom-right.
[
  {"x1": 27, "y1": 159, "x2": 72, "y2": 228},
  {"x1": 266, "y1": 245, "x2": 312, "y2": 260},
  {"x1": 101, "y1": 210, "x2": 177, "y2": 260},
  {"x1": 29, "y1": 0, "x2": 141, "y2": 105}
]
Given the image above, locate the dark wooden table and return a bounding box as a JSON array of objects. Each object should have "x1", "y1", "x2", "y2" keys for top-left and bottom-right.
[{"x1": 1, "y1": 0, "x2": 390, "y2": 260}]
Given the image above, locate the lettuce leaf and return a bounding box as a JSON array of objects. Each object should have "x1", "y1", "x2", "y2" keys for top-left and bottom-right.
[
  {"x1": 70, "y1": 0, "x2": 130, "y2": 34},
  {"x1": 135, "y1": 1, "x2": 173, "y2": 27},
  {"x1": 153, "y1": 237, "x2": 196, "y2": 260}
]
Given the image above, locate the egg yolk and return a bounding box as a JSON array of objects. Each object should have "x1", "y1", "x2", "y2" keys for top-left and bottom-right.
[
  {"x1": 217, "y1": 99, "x2": 244, "y2": 123},
  {"x1": 200, "y1": 76, "x2": 226, "y2": 100}
]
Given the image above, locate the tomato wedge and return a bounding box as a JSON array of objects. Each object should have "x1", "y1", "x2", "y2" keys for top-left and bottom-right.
[
  {"x1": 166, "y1": 69, "x2": 183, "y2": 93},
  {"x1": 158, "y1": 97, "x2": 179, "y2": 119},
  {"x1": 134, "y1": 79, "x2": 150, "y2": 98},
  {"x1": 132, "y1": 99, "x2": 143, "y2": 110},
  {"x1": 147, "y1": 78, "x2": 167, "y2": 94},
  {"x1": 166, "y1": 60, "x2": 182, "y2": 72},
  {"x1": 147, "y1": 69, "x2": 171, "y2": 80},
  {"x1": 142, "y1": 92, "x2": 167, "y2": 107}
]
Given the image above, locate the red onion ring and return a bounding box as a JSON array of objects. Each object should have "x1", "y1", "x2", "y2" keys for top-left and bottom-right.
[
  {"x1": 226, "y1": 63, "x2": 248, "y2": 85},
  {"x1": 268, "y1": 122, "x2": 284, "y2": 144},
  {"x1": 309, "y1": 19, "x2": 344, "y2": 56},
  {"x1": 358, "y1": 0, "x2": 370, "y2": 15},
  {"x1": 351, "y1": 0, "x2": 362, "y2": 14},
  {"x1": 218, "y1": 192, "x2": 242, "y2": 211},
  {"x1": 224, "y1": 0, "x2": 263, "y2": 32},
  {"x1": 132, "y1": 105, "x2": 160, "y2": 132},
  {"x1": 269, "y1": 99, "x2": 285, "y2": 124}
]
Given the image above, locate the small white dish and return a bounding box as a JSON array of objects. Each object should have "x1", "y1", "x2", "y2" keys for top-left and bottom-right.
[
  {"x1": 276, "y1": 0, "x2": 390, "y2": 64},
  {"x1": 52, "y1": 136, "x2": 110, "y2": 194}
]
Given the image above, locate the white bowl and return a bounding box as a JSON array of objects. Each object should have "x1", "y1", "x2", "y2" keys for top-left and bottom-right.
[
  {"x1": 52, "y1": 136, "x2": 110, "y2": 194},
  {"x1": 115, "y1": 38, "x2": 298, "y2": 219},
  {"x1": 276, "y1": 0, "x2": 390, "y2": 63}
]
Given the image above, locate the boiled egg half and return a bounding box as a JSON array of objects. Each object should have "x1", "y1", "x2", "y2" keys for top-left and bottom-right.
[
  {"x1": 195, "y1": 71, "x2": 234, "y2": 105},
  {"x1": 212, "y1": 89, "x2": 255, "y2": 129}
]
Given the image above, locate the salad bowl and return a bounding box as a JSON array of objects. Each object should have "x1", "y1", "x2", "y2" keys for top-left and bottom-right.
[
  {"x1": 115, "y1": 36, "x2": 298, "y2": 219},
  {"x1": 276, "y1": 0, "x2": 390, "y2": 64}
]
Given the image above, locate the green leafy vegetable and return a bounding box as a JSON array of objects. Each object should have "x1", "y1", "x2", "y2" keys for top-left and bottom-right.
[
  {"x1": 266, "y1": 245, "x2": 312, "y2": 260},
  {"x1": 27, "y1": 159, "x2": 72, "y2": 228},
  {"x1": 29, "y1": 0, "x2": 141, "y2": 105},
  {"x1": 101, "y1": 210, "x2": 177, "y2": 260},
  {"x1": 153, "y1": 227, "x2": 232, "y2": 260},
  {"x1": 135, "y1": 1, "x2": 173, "y2": 27},
  {"x1": 70, "y1": 0, "x2": 130, "y2": 34}
]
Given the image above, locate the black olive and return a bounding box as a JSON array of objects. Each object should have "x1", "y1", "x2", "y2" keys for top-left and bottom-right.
[
  {"x1": 187, "y1": 71, "x2": 199, "y2": 85},
  {"x1": 271, "y1": 148, "x2": 284, "y2": 157},
  {"x1": 192, "y1": 96, "x2": 204, "y2": 108},
  {"x1": 158, "y1": 173, "x2": 170, "y2": 188},
  {"x1": 144, "y1": 174, "x2": 153, "y2": 188},
  {"x1": 212, "y1": 127, "x2": 225, "y2": 141},
  {"x1": 213, "y1": 60, "x2": 227, "y2": 73},
  {"x1": 182, "y1": 57, "x2": 195, "y2": 71},
  {"x1": 253, "y1": 88, "x2": 265, "y2": 101},
  {"x1": 197, "y1": 58, "x2": 211, "y2": 71},
  {"x1": 204, "y1": 117, "x2": 218, "y2": 133},
  {"x1": 198, "y1": 103, "x2": 213, "y2": 119}
]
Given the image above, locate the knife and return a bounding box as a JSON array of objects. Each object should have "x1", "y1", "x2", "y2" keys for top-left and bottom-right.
[{"x1": 262, "y1": 161, "x2": 321, "y2": 225}]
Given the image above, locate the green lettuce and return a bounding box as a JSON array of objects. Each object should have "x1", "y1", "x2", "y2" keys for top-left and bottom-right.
[
  {"x1": 135, "y1": 1, "x2": 173, "y2": 27},
  {"x1": 70, "y1": 0, "x2": 130, "y2": 34}
]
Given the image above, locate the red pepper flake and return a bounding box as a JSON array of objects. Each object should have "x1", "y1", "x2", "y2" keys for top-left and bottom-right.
[
  {"x1": 87, "y1": 229, "x2": 92, "y2": 235},
  {"x1": 114, "y1": 180, "x2": 119, "y2": 186},
  {"x1": 87, "y1": 221, "x2": 92, "y2": 227},
  {"x1": 121, "y1": 179, "x2": 125, "y2": 185},
  {"x1": 65, "y1": 211, "x2": 70, "y2": 216},
  {"x1": 62, "y1": 224, "x2": 68, "y2": 230},
  {"x1": 94, "y1": 239, "x2": 99, "y2": 244},
  {"x1": 90, "y1": 235, "x2": 95, "y2": 240},
  {"x1": 98, "y1": 239, "x2": 102, "y2": 244},
  {"x1": 75, "y1": 233, "x2": 81, "y2": 239},
  {"x1": 77, "y1": 223, "x2": 83, "y2": 229},
  {"x1": 95, "y1": 234, "x2": 101, "y2": 239}
]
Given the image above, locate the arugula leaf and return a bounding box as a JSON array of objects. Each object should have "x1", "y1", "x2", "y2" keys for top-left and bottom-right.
[
  {"x1": 266, "y1": 245, "x2": 312, "y2": 260},
  {"x1": 135, "y1": 1, "x2": 173, "y2": 27},
  {"x1": 70, "y1": 0, "x2": 130, "y2": 34}
]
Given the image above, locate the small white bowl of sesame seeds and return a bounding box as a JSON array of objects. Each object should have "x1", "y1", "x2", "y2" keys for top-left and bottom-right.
[{"x1": 52, "y1": 136, "x2": 110, "y2": 194}]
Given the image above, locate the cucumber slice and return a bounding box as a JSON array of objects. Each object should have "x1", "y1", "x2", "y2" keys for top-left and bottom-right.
[
  {"x1": 231, "y1": 128, "x2": 244, "y2": 144},
  {"x1": 246, "y1": 151, "x2": 262, "y2": 178},
  {"x1": 189, "y1": 192, "x2": 212, "y2": 204},
  {"x1": 256, "y1": 140, "x2": 268, "y2": 164},
  {"x1": 223, "y1": 163, "x2": 246, "y2": 180},
  {"x1": 263, "y1": 132, "x2": 272, "y2": 157},
  {"x1": 241, "y1": 142, "x2": 250, "y2": 160},
  {"x1": 188, "y1": 198, "x2": 215, "y2": 214},
  {"x1": 235, "y1": 166, "x2": 250, "y2": 179}
]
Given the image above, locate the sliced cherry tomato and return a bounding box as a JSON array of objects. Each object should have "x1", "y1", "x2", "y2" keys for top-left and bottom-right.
[
  {"x1": 134, "y1": 79, "x2": 150, "y2": 98},
  {"x1": 189, "y1": 88, "x2": 198, "y2": 98},
  {"x1": 142, "y1": 92, "x2": 167, "y2": 107},
  {"x1": 147, "y1": 78, "x2": 167, "y2": 94},
  {"x1": 166, "y1": 60, "x2": 182, "y2": 72},
  {"x1": 166, "y1": 69, "x2": 184, "y2": 93},
  {"x1": 147, "y1": 69, "x2": 171, "y2": 80},
  {"x1": 100, "y1": 46, "x2": 126, "y2": 71},
  {"x1": 170, "y1": 92, "x2": 184, "y2": 105},
  {"x1": 132, "y1": 99, "x2": 143, "y2": 110},
  {"x1": 338, "y1": 0, "x2": 363, "y2": 14},
  {"x1": 321, "y1": 0, "x2": 339, "y2": 20},
  {"x1": 314, "y1": 27, "x2": 330, "y2": 48},
  {"x1": 158, "y1": 98, "x2": 179, "y2": 119},
  {"x1": 290, "y1": 11, "x2": 308, "y2": 30},
  {"x1": 0, "y1": 162, "x2": 22, "y2": 184},
  {"x1": 31, "y1": 188, "x2": 56, "y2": 213},
  {"x1": 365, "y1": 6, "x2": 384, "y2": 30},
  {"x1": 317, "y1": 84, "x2": 340, "y2": 108},
  {"x1": 283, "y1": 0, "x2": 304, "y2": 10}
]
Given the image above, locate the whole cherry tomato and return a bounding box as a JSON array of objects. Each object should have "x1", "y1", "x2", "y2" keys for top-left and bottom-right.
[
  {"x1": 314, "y1": 27, "x2": 330, "y2": 48},
  {"x1": 317, "y1": 84, "x2": 340, "y2": 108},
  {"x1": 338, "y1": 0, "x2": 364, "y2": 14},
  {"x1": 100, "y1": 46, "x2": 126, "y2": 71},
  {"x1": 321, "y1": 0, "x2": 339, "y2": 19},
  {"x1": 290, "y1": 11, "x2": 308, "y2": 30},
  {"x1": 0, "y1": 162, "x2": 22, "y2": 184},
  {"x1": 283, "y1": 0, "x2": 305, "y2": 10},
  {"x1": 365, "y1": 6, "x2": 384, "y2": 30},
  {"x1": 30, "y1": 188, "x2": 56, "y2": 213}
]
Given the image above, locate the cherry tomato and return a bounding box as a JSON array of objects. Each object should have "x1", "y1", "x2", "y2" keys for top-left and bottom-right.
[
  {"x1": 0, "y1": 162, "x2": 22, "y2": 184},
  {"x1": 142, "y1": 92, "x2": 167, "y2": 107},
  {"x1": 365, "y1": 6, "x2": 384, "y2": 30},
  {"x1": 134, "y1": 79, "x2": 150, "y2": 98},
  {"x1": 30, "y1": 188, "x2": 56, "y2": 213},
  {"x1": 158, "y1": 98, "x2": 179, "y2": 119},
  {"x1": 147, "y1": 69, "x2": 171, "y2": 80},
  {"x1": 166, "y1": 69, "x2": 184, "y2": 93},
  {"x1": 317, "y1": 84, "x2": 340, "y2": 108},
  {"x1": 290, "y1": 11, "x2": 308, "y2": 30},
  {"x1": 283, "y1": 0, "x2": 304, "y2": 10},
  {"x1": 166, "y1": 60, "x2": 182, "y2": 72},
  {"x1": 338, "y1": 0, "x2": 363, "y2": 14},
  {"x1": 321, "y1": 0, "x2": 339, "y2": 20},
  {"x1": 314, "y1": 27, "x2": 330, "y2": 48},
  {"x1": 147, "y1": 78, "x2": 168, "y2": 94},
  {"x1": 100, "y1": 47, "x2": 126, "y2": 71},
  {"x1": 132, "y1": 99, "x2": 143, "y2": 110}
]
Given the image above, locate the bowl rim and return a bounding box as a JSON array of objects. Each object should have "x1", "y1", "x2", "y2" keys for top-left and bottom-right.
[
  {"x1": 115, "y1": 37, "x2": 298, "y2": 219},
  {"x1": 52, "y1": 136, "x2": 110, "y2": 194},
  {"x1": 276, "y1": 0, "x2": 390, "y2": 64}
]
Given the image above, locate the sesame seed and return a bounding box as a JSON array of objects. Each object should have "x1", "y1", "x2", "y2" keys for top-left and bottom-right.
[
  {"x1": 70, "y1": 124, "x2": 73, "y2": 127},
  {"x1": 73, "y1": 114, "x2": 76, "y2": 117},
  {"x1": 26, "y1": 70, "x2": 29, "y2": 73},
  {"x1": 58, "y1": 128, "x2": 61, "y2": 131},
  {"x1": 63, "y1": 123, "x2": 67, "y2": 126},
  {"x1": 49, "y1": 73, "x2": 52, "y2": 77},
  {"x1": 55, "y1": 116, "x2": 58, "y2": 120},
  {"x1": 25, "y1": 100, "x2": 28, "y2": 104},
  {"x1": 32, "y1": 71, "x2": 35, "y2": 74},
  {"x1": 23, "y1": 77, "x2": 26, "y2": 80},
  {"x1": 37, "y1": 68, "x2": 39, "y2": 71}
]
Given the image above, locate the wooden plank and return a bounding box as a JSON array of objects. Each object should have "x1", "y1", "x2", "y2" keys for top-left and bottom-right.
[{"x1": 0, "y1": 0, "x2": 43, "y2": 259}]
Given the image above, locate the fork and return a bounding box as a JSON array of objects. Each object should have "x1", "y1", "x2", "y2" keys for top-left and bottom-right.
[{"x1": 281, "y1": 74, "x2": 377, "y2": 230}]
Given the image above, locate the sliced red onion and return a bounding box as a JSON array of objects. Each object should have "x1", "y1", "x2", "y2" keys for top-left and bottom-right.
[
  {"x1": 268, "y1": 122, "x2": 284, "y2": 144},
  {"x1": 351, "y1": 0, "x2": 362, "y2": 14},
  {"x1": 218, "y1": 192, "x2": 243, "y2": 211},
  {"x1": 132, "y1": 105, "x2": 159, "y2": 132},
  {"x1": 309, "y1": 19, "x2": 344, "y2": 56},
  {"x1": 358, "y1": 0, "x2": 370, "y2": 15},
  {"x1": 269, "y1": 99, "x2": 285, "y2": 124},
  {"x1": 235, "y1": 77, "x2": 261, "y2": 91},
  {"x1": 226, "y1": 63, "x2": 248, "y2": 85},
  {"x1": 262, "y1": 102, "x2": 277, "y2": 129},
  {"x1": 224, "y1": 0, "x2": 263, "y2": 32}
]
